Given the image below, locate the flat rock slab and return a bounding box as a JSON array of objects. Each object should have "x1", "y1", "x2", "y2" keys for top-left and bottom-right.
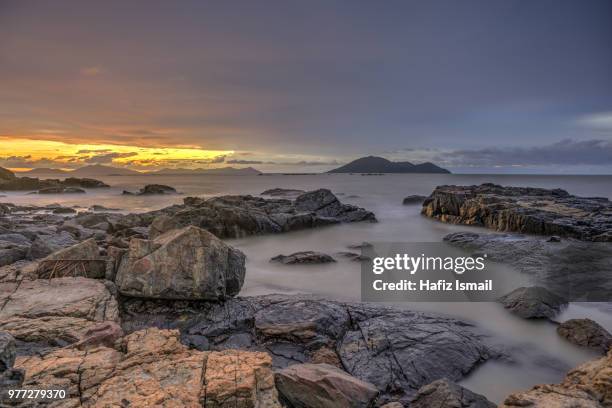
[
  {"x1": 423, "y1": 183, "x2": 612, "y2": 241},
  {"x1": 15, "y1": 328, "x2": 281, "y2": 408},
  {"x1": 0, "y1": 277, "x2": 118, "y2": 350},
  {"x1": 116, "y1": 188, "x2": 376, "y2": 239},
  {"x1": 121, "y1": 294, "x2": 497, "y2": 405}
]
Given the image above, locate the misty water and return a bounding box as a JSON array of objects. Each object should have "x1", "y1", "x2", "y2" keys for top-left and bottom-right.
[{"x1": 3, "y1": 173, "x2": 612, "y2": 403}]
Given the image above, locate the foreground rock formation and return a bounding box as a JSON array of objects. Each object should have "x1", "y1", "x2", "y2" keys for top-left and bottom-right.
[
  {"x1": 557, "y1": 319, "x2": 612, "y2": 353},
  {"x1": 410, "y1": 378, "x2": 495, "y2": 408},
  {"x1": 116, "y1": 188, "x2": 376, "y2": 239},
  {"x1": 15, "y1": 328, "x2": 282, "y2": 408},
  {"x1": 122, "y1": 294, "x2": 497, "y2": 405},
  {"x1": 423, "y1": 183, "x2": 612, "y2": 241},
  {"x1": 501, "y1": 348, "x2": 612, "y2": 407},
  {"x1": 115, "y1": 226, "x2": 246, "y2": 300}
]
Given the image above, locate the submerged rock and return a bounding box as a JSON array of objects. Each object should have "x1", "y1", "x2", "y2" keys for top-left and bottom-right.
[
  {"x1": 116, "y1": 188, "x2": 376, "y2": 239},
  {"x1": 557, "y1": 319, "x2": 612, "y2": 353},
  {"x1": 123, "y1": 184, "x2": 177, "y2": 195},
  {"x1": 121, "y1": 294, "x2": 497, "y2": 405},
  {"x1": 115, "y1": 226, "x2": 246, "y2": 301},
  {"x1": 410, "y1": 379, "x2": 495, "y2": 408},
  {"x1": 501, "y1": 349, "x2": 612, "y2": 407},
  {"x1": 15, "y1": 328, "x2": 281, "y2": 408},
  {"x1": 38, "y1": 186, "x2": 86, "y2": 194},
  {"x1": 423, "y1": 183, "x2": 612, "y2": 241},
  {"x1": 275, "y1": 363, "x2": 378, "y2": 408},
  {"x1": 499, "y1": 286, "x2": 567, "y2": 319},
  {"x1": 402, "y1": 195, "x2": 427, "y2": 205},
  {"x1": 271, "y1": 251, "x2": 336, "y2": 264}
]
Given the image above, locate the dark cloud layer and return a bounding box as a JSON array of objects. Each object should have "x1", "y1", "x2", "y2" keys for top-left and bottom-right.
[{"x1": 84, "y1": 152, "x2": 138, "y2": 164}]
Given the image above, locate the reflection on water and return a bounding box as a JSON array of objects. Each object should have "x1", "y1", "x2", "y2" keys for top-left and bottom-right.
[{"x1": 4, "y1": 172, "x2": 611, "y2": 403}]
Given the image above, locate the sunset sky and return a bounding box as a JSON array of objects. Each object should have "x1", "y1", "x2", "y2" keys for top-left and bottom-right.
[{"x1": 1, "y1": 0, "x2": 611, "y2": 173}]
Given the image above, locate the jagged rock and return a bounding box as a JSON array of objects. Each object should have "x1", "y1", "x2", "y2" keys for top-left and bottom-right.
[
  {"x1": 36, "y1": 238, "x2": 105, "y2": 279},
  {"x1": 423, "y1": 183, "x2": 612, "y2": 241},
  {"x1": 62, "y1": 177, "x2": 109, "y2": 188},
  {"x1": 271, "y1": 251, "x2": 336, "y2": 264},
  {"x1": 276, "y1": 363, "x2": 378, "y2": 408},
  {"x1": 261, "y1": 188, "x2": 306, "y2": 197},
  {"x1": 0, "y1": 277, "x2": 119, "y2": 349},
  {"x1": 557, "y1": 319, "x2": 612, "y2": 353},
  {"x1": 72, "y1": 322, "x2": 124, "y2": 351},
  {"x1": 121, "y1": 294, "x2": 496, "y2": 404},
  {"x1": 410, "y1": 379, "x2": 495, "y2": 408},
  {"x1": 0, "y1": 245, "x2": 27, "y2": 267},
  {"x1": 115, "y1": 226, "x2": 246, "y2": 300},
  {"x1": 52, "y1": 207, "x2": 77, "y2": 214},
  {"x1": 347, "y1": 242, "x2": 372, "y2": 250},
  {"x1": 501, "y1": 349, "x2": 612, "y2": 407},
  {"x1": 0, "y1": 332, "x2": 16, "y2": 372},
  {"x1": 116, "y1": 188, "x2": 375, "y2": 239},
  {"x1": 149, "y1": 214, "x2": 181, "y2": 239},
  {"x1": 499, "y1": 287, "x2": 567, "y2": 319},
  {"x1": 402, "y1": 195, "x2": 427, "y2": 205},
  {"x1": 38, "y1": 186, "x2": 85, "y2": 194},
  {"x1": 336, "y1": 251, "x2": 371, "y2": 262},
  {"x1": 15, "y1": 328, "x2": 281, "y2": 408},
  {"x1": 0, "y1": 234, "x2": 30, "y2": 246},
  {"x1": 124, "y1": 184, "x2": 177, "y2": 195},
  {"x1": 443, "y1": 232, "x2": 612, "y2": 302},
  {"x1": 26, "y1": 231, "x2": 78, "y2": 260}
]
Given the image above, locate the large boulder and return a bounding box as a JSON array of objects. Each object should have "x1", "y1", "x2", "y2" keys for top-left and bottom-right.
[
  {"x1": 122, "y1": 294, "x2": 496, "y2": 405},
  {"x1": 36, "y1": 238, "x2": 105, "y2": 279},
  {"x1": 115, "y1": 226, "x2": 246, "y2": 300},
  {"x1": 116, "y1": 189, "x2": 376, "y2": 239},
  {"x1": 26, "y1": 231, "x2": 78, "y2": 260},
  {"x1": 501, "y1": 349, "x2": 612, "y2": 407},
  {"x1": 422, "y1": 183, "x2": 612, "y2": 241},
  {"x1": 0, "y1": 277, "x2": 119, "y2": 350},
  {"x1": 275, "y1": 363, "x2": 378, "y2": 408},
  {"x1": 410, "y1": 379, "x2": 495, "y2": 408},
  {"x1": 15, "y1": 328, "x2": 281, "y2": 408},
  {"x1": 499, "y1": 287, "x2": 567, "y2": 319},
  {"x1": 557, "y1": 319, "x2": 612, "y2": 353}
]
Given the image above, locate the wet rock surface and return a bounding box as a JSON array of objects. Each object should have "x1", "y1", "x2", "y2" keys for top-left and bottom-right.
[
  {"x1": 557, "y1": 319, "x2": 612, "y2": 353},
  {"x1": 275, "y1": 363, "x2": 378, "y2": 408},
  {"x1": 423, "y1": 183, "x2": 612, "y2": 241},
  {"x1": 410, "y1": 378, "x2": 496, "y2": 408},
  {"x1": 116, "y1": 188, "x2": 376, "y2": 239},
  {"x1": 501, "y1": 349, "x2": 612, "y2": 407},
  {"x1": 121, "y1": 294, "x2": 497, "y2": 405},
  {"x1": 271, "y1": 251, "x2": 336, "y2": 264},
  {"x1": 499, "y1": 286, "x2": 567, "y2": 319},
  {"x1": 123, "y1": 183, "x2": 178, "y2": 195},
  {"x1": 402, "y1": 195, "x2": 427, "y2": 205},
  {"x1": 115, "y1": 226, "x2": 246, "y2": 301},
  {"x1": 443, "y1": 232, "x2": 612, "y2": 301}
]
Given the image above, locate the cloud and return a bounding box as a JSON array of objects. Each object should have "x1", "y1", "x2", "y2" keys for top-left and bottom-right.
[
  {"x1": 77, "y1": 149, "x2": 112, "y2": 154},
  {"x1": 209, "y1": 155, "x2": 226, "y2": 164},
  {"x1": 435, "y1": 139, "x2": 612, "y2": 167},
  {"x1": 578, "y1": 112, "x2": 612, "y2": 130},
  {"x1": 226, "y1": 159, "x2": 263, "y2": 164},
  {"x1": 80, "y1": 66, "x2": 104, "y2": 77},
  {"x1": 84, "y1": 152, "x2": 138, "y2": 164}
]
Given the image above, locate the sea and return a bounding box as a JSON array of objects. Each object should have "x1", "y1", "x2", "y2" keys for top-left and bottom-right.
[{"x1": 3, "y1": 172, "x2": 612, "y2": 403}]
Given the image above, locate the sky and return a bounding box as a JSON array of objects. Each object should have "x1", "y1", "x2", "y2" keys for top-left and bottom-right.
[{"x1": 1, "y1": 0, "x2": 611, "y2": 173}]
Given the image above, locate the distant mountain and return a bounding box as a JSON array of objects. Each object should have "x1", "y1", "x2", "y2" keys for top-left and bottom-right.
[
  {"x1": 70, "y1": 165, "x2": 140, "y2": 177},
  {"x1": 328, "y1": 156, "x2": 450, "y2": 174},
  {"x1": 151, "y1": 167, "x2": 262, "y2": 175},
  {"x1": 16, "y1": 168, "x2": 69, "y2": 176}
]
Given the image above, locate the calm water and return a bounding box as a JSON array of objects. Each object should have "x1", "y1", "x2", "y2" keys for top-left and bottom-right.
[{"x1": 3, "y1": 173, "x2": 612, "y2": 403}]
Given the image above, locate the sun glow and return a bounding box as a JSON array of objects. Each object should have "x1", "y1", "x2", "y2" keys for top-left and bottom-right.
[{"x1": 0, "y1": 137, "x2": 234, "y2": 171}]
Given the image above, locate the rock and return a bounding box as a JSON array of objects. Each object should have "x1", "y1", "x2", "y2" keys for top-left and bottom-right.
[
  {"x1": 15, "y1": 328, "x2": 281, "y2": 408},
  {"x1": 261, "y1": 188, "x2": 306, "y2": 197},
  {"x1": 115, "y1": 226, "x2": 246, "y2": 300},
  {"x1": 36, "y1": 238, "x2": 105, "y2": 279},
  {"x1": 72, "y1": 321, "x2": 124, "y2": 351},
  {"x1": 380, "y1": 403, "x2": 404, "y2": 408},
  {"x1": 0, "y1": 167, "x2": 16, "y2": 181},
  {"x1": 38, "y1": 186, "x2": 86, "y2": 194},
  {"x1": 402, "y1": 195, "x2": 427, "y2": 205},
  {"x1": 275, "y1": 363, "x2": 378, "y2": 408},
  {"x1": 443, "y1": 232, "x2": 612, "y2": 302},
  {"x1": 557, "y1": 319, "x2": 612, "y2": 353},
  {"x1": 499, "y1": 287, "x2": 567, "y2": 319},
  {"x1": 0, "y1": 246, "x2": 27, "y2": 267},
  {"x1": 347, "y1": 242, "x2": 373, "y2": 250},
  {"x1": 135, "y1": 184, "x2": 177, "y2": 195},
  {"x1": 0, "y1": 234, "x2": 30, "y2": 246},
  {"x1": 122, "y1": 294, "x2": 496, "y2": 404},
  {"x1": 116, "y1": 189, "x2": 376, "y2": 239},
  {"x1": 149, "y1": 214, "x2": 181, "y2": 239},
  {"x1": 0, "y1": 332, "x2": 16, "y2": 372},
  {"x1": 62, "y1": 177, "x2": 109, "y2": 188},
  {"x1": 422, "y1": 183, "x2": 612, "y2": 241},
  {"x1": 501, "y1": 349, "x2": 612, "y2": 407},
  {"x1": 90, "y1": 204, "x2": 120, "y2": 212},
  {"x1": 52, "y1": 207, "x2": 77, "y2": 214},
  {"x1": 547, "y1": 235, "x2": 561, "y2": 242},
  {"x1": 271, "y1": 251, "x2": 336, "y2": 264},
  {"x1": 337, "y1": 251, "x2": 371, "y2": 262},
  {"x1": 0, "y1": 277, "x2": 119, "y2": 349},
  {"x1": 26, "y1": 231, "x2": 78, "y2": 260},
  {"x1": 410, "y1": 379, "x2": 495, "y2": 408}
]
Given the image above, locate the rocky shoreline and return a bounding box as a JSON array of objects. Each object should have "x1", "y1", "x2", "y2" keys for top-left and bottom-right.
[{"x1": 0, "y1": 178, "x2": 611, "y2": 407}]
